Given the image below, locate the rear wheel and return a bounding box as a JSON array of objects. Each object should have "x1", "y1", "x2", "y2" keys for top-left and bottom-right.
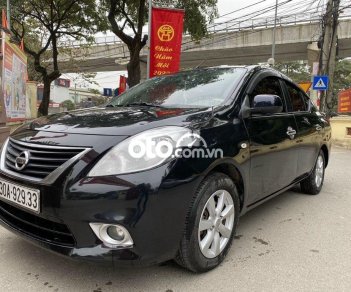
[
  {"x1": 300, "y1": 150, "x2": 325, "y2": 195},
  {"x1": 175, "y1": 172, "x2": 240, "y2": 273}
]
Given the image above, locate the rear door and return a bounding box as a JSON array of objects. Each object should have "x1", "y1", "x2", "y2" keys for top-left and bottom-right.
[
  {"x1": 283, "y1": 81, "x2": 322, "y2": 177},
  {"x1": 244, "y1": 75, "x2": 299, "y2": 204}
]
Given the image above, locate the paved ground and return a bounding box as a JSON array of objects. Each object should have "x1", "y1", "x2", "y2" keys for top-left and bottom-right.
[{"x1": 0, "y1": 147, "x2": 351, "y2": 292}]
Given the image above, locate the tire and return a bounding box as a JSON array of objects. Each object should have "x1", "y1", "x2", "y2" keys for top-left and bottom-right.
[
  {"x1": 175, "y1": 172, "x2": 240, "y2": 273},
  {"x1": 300, "y1": 150, "x2": 325, "y2": 195}
]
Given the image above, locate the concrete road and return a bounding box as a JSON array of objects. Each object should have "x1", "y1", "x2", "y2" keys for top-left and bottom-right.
[{"x1": 1, "y1": 147, "x2": 351, "y2": 292}]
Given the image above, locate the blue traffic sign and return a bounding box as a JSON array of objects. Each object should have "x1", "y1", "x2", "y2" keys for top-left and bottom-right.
[
  {"x1": 103, "y1": 88, "x2": 113, "y2": 96},
  {"x1": 312, "y1": 75, "x2": 329, "y2": 90}
]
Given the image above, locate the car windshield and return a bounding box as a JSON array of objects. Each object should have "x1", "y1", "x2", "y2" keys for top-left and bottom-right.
[{"x1": 108, "y1": 67, "x2": 246, "y2": 109}]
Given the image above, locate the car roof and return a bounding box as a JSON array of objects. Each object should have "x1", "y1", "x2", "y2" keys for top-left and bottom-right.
[
  {"x1": 160, "y1": 65, "x2": 293, "y2": 85},
  {"x1": 198, "y1": 65, "x2": 292, "y2": 81}
]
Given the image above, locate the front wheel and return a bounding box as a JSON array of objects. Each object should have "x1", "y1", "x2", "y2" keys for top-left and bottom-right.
[
  {"x1": 300, "y1": 150, "x2": 325, "y2": 195},
  {"x1": 175, "y1": 172, "x2": 240, "y2": 273}
]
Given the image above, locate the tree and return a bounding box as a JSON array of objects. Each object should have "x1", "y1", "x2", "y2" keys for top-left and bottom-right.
[
  {"x1": 91, "y1": 95, "x2": 109, "y2": 106},
  {"x1": 106, "y1": 0, "x2": 218, "y2": 87},
  {"x1": 9, "y1": 0, "x2": 105, "y2": 116},
  {"x1": 333, "y1": 59, "x2": 351, "y2": 93},
  {"x1": 61, "y1": 99, "x2": 75, "y2": 111},
  {"x1": 89, "y1": 88, "x2": 102, "y2": 95},
  {"x1": 328, "y1": 59, "x2": 351, "y2": 111},
  {"x1": 274, "y1": 61, "x2": 311, "y2": 83},
  {"x1": 275, "y1": 59, "x2": 351, "y2": 113},
  {"x1": 1, "y1": 1, "x2": 42, "y2": 82}
]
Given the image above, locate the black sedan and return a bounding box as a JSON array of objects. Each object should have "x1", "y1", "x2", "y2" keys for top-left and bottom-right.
[{"x1": 0, "y1": 66, "x2": 331, "y2": 272}]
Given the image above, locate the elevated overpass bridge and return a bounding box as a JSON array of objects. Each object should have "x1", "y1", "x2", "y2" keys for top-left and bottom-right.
[{"x1": 57, "y1": 14, "x2": 351, "y2": 73}]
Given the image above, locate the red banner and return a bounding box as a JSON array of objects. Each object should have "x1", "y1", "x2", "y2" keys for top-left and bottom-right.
[
  {"x1": 119, "y1": 75, "x2": 127, "y2": 94},
  {"x1": 2, "y1": 9, "x2": 9, "y2": 30},
  {"x1": 338, "y1": 89, "x2": 351, "y2": 113},
  {"x1": 149, "y1": 7, "x2": 185, "y2": 78}
]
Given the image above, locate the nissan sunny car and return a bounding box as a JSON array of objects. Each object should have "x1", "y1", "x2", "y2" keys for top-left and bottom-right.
[{"x1": 0, "y1": 66, "x2": 331, "y2": 272}]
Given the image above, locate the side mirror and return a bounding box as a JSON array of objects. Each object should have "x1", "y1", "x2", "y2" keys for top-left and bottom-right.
[{"x1": 251, "y1": 94, "x2": 283, "y2": 115}]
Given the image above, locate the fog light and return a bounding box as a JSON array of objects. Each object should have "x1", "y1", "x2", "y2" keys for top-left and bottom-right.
[
  {"x1": 107, "y1": 225, "x2": 125, "y2": 241},
  {"x1": 89, "y1": 223, "x2": 133, "y2": 248}
]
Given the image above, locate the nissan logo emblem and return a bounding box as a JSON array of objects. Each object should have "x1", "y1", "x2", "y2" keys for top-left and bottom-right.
[{"x1": 15, "y1": 151, "x2": 30, "y2": 170}]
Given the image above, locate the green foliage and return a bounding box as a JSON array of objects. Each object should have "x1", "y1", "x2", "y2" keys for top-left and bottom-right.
[
  {"x1": 275, "y1": 59, "x2": 351, "y2": 113},
  {"x1": 0, "y1": 1, "x2": 41, "y2": 80},
  {"x1": 327, "y1": 59, "x2": 351, "y2": 112},
  {"x1": 176, "y1": 0, "x2": 218, "y2": 40},
  {"x1": 333, "y1": 59, "x2": 351, "y2": 93},
  {"x1": 274, "y1": 61, "x2": 311, "y2": 84},
  {"x1": 91, "y1": 95, "x2": 108, "y2": 106},
  {"x1": 27, "y1": 55, "x2": 43, "y2": 82},
  {"x1": 13, "y1": 0, "x2": 105, "y2": 39},
  {"x1": 106, "y1": 0, "x2": 217, "y2": 40},
  {"x1": 89, "y1": 88, "x2": 102, "y2": 95},
  {"x1": 106, "y1": 0, "x2": 218, "y2": 86},
  {"x1": 71, "y1": 72, "x2": 98, "y2": 88},
  {"x1": 61, "y1": 99, "x2": 76, "y2": 111},
  {"x1": 7, "y1": 0, "x2": 106, "y2": 116}
]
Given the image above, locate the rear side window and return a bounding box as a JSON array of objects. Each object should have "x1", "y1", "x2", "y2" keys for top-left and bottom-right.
[{"x1": 285, "y1": 82, "x2": 308, "y2": 112}]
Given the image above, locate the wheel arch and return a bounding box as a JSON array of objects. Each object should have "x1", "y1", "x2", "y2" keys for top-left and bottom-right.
[
  {"x1": 321, "y1": 144, "x2": 329, "y2": 167},
  {"x1": 204, "y1": 162, "x2": 245, "y2": 212}
]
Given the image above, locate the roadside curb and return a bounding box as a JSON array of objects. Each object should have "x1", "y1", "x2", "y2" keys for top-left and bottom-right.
[{"x1": 331, "y1": 141, "x2": 351, "y2": 150}]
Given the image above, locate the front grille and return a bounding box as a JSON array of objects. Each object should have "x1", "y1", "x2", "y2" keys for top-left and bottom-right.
[
  {"x1": 5, "y1": 138, "x2": 85, "y2": 180},
  {"x1": 0, "y1": 200, "x2": 75, "y2": 246}
]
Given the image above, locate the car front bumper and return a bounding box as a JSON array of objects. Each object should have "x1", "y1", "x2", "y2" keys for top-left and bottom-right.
[{"x1": 0, "y1": 162, "x2": 203, "y2": 266}]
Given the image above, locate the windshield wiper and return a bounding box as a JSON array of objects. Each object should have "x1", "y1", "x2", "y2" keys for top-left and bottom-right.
[{"x1": 124, "y1": 102, "x2": 164, "y2": 108}]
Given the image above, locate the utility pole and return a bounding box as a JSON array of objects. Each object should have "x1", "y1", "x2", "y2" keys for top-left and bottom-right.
[
  {"x1": 6, "y1": 0, "x2": 10, "y2": 29},
  {"x1": 319, "y1": 0, "x2": 340, "y2": 112}
]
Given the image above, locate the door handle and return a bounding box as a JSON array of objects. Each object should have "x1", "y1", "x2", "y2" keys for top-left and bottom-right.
[
  {"x1": 315, "y1": 124, "x2": 322, "y2": 131},
  {"x1": 286, "y1": 127, "x2": 296, "y2": 139},
  {"x1": 302, "y1": 117, "x2": 311, "y2": 125}
]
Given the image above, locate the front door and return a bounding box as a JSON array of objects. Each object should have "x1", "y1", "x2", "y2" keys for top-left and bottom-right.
[{"x1": 244, "y1": 76, "x2": 299, "y2": 204}]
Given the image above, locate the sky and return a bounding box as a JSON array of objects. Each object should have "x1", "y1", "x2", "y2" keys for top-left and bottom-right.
[
  {"x1": 64, "y1": 0, "x2": 280, "y2": 91},
  {"x1": 64, "y1": 0, "x2": 349, "y2": 91}
]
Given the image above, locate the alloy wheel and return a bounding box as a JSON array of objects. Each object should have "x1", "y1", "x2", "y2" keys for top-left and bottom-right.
[
  {"x1": 315, "y1": 155, "x2": 324, "y2": 188},
  {"x1": 198, "y1": 190, "x2": 235, "y2": 259}
]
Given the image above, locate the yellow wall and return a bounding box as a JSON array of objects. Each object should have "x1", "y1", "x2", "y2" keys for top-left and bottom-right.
[
  {"x1": 26, "y1": 82, "x2": 38, "y2": 119},
  {"x1": 330, "y1": 116, "x2": 351, "y2": 149}
]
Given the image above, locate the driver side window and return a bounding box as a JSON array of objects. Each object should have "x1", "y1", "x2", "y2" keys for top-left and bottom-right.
[{"x1": 251, "y1": 77, "x2": 285, "y2": 111}]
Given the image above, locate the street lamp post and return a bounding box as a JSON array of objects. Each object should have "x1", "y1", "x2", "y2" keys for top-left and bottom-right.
[
  {"x1": 147, "y1": 0, "x2": 152, "y2": 79},
  {"x1": 271, "y1": 0, "x2": 278, "y2": 66}
]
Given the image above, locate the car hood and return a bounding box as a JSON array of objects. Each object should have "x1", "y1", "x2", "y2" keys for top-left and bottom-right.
[{"x1": 15, "y1": 106, "x2": 214, "y2": 137}]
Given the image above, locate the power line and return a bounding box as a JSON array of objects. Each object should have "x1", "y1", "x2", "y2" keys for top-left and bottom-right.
[
  {"x1": 181, "y1": 0, "x2": 294, "y2": 49},
  {"x1": 59, "y1": 0, "x2": 351, "y2": 73},
  {"x1": 217, "y1": 0, "x2": 268, "y2": 19},
  {"x1": 61, "y1": 2, "x2": 288, "y2": 61},
  {"x1": 184, "y1": 3, "x2": 351, "y2": 53},
  {"x1": 182, "y1": 0, "x2": 300, "y2": 51}
]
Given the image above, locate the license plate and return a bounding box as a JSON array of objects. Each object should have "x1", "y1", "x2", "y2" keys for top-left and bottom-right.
[{"x1": 0, "y1": 178, "x2": 40, "y2": 213}]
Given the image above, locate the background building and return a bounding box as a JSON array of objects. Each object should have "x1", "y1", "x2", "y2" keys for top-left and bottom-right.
[{"x1": 69, "y1": 87, "x2": 102, "y2": 104}]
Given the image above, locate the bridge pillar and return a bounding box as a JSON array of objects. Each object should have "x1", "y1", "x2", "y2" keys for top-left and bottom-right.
[{"x1": 307, "y1": 42, "x2": 320, "y2": 67}]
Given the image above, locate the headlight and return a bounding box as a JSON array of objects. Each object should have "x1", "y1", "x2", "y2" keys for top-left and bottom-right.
[{"x1": 88, "y1": 126, "x2": 194, "y2": 176}]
